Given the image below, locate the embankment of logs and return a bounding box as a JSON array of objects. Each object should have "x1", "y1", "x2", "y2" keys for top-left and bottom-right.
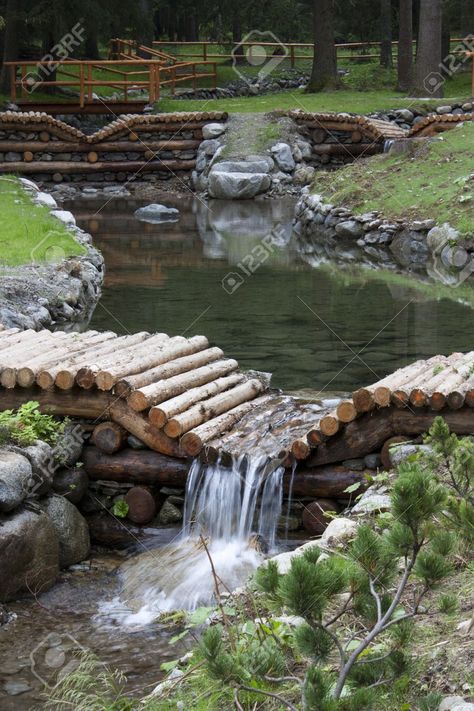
[{"x1": 0, "y1": 110, "x2": 228, "y2": 181}]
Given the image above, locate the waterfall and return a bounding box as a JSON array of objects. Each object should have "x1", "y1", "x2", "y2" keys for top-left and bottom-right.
[
  {"x1": 98, "y1": 454, "x2": 284, "y2": 623},
  {"x1": 183, "y1": 455, "x2": 284, "y2": 548}
]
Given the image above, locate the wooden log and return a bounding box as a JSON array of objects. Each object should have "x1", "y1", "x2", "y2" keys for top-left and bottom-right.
[
  {"x1": 92, "y1": 421, "x2": 128, "y2": 454},
  {"x1": 24, "y1": 150, "x2": 34, "y2": 162},
  {"x1": 128, "y1": 359, "x2": 239, "y2": 412},
  {"x1": 0, "y1": 385, "x2": 115, "y2": 419},
  {"x1": 86, "y1": 512, "x2": 145, "y2": 548},
  {"x1": 124, "y1": 486, "x2": 156, "y2": 525},
  {"x1": 291, "y1": 437, "x2": 311, "y2": 460},
  {"x1": 109, "y1": 399, "x2": 183, "y2": 458},
  {"x1": 164, "y1": 379, "x2": 266, "y2": 438},
  {"x1": 94, "y1": 333, "x2": 172, "y2": 391},
  {"x1": 284, "y1": 466, "x2": 366, "y2": 498},
  {"x1": 57, "y1": 332, "x2": 150, "y2": 390},
  {"x1": 336, "y1": 400, "x2": 358, "y2": 423},
  {"x1": 180, "y1": 396, "x2": 271, "y2": 457},
  {"x1": 17, "y1": 332, "x2": 112, "y2": 388},
  {"x1": 95, "y1": 335, "x2": 207, "y2": 392},
  {"x1": 307, "y1": 428, "x2": 325, "y2": 447},
  {"x1": 319, "y1": 415, "x2": 340, "y2": 436},
  {"x1": 75, "y1": 333, "x2": 159, "y2": 389},
  {"x1": 302, "y1": 499, "x2": 339, "y2": 535},
  {"x1": 87, "y1": 151, "x2": 98, "y2": 163},
  {"x1": 115, "y1": 341, "x2": 217, "y2": 397},
  {"x1": 39, "y1": 131, "x2": 50, "y2": 142},
  {"x1": 312, "y1": 144, "x2": 381, "y2": 156},
  {"x1": 149, "y1": 373, "x2": 244, "y2": 428},
  {"x1": 351, "y1": 130, "x2": 363, "y2": 143},
  {"x1": 82, "y1": 446, "x2": 190, "y2": 486},
  {"x1": 312, "y1": 128, "x2": 327, "y2": 143},
  {"x1": 0, "y1": 160, "x2": 197, "y2": 174},
  {"x1": 0, "y1": 139, "x2": 200, "y2": 153},
  {"x1": 36, "y1": 332, "x2": 117, "y2": 389}
]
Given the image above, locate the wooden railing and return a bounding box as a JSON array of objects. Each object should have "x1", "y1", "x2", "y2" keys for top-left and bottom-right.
[
  {"x1": 150, "y1": 38, "x2": 467, "y2": 67},
  {"x1": 5, "y1": 57, "x2": 218, "y2": 107}
]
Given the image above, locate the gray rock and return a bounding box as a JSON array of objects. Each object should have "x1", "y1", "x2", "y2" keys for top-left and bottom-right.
[
  {"x1": 271, "y1": 142, "x2": 296, "y2": 172},
  {"x1": 439, "y1": 698, "x2": 469, "y2": 711},
  {"x1": 389, "y1": 443, "x2": 433, "y2": 467},
  {"x1": 352, "y1": 492, "x2": 391, "y2": 514},
  {"x1": 3, "y1": 680, "x2": 32, "y2": 695},
  {"x1": 436, "y1": 105, "x2": 453, "y2": 114},
  {"x1": 41, "y1": 495, "x2": 90, "y2": 567},
  {"x1": 394, "y1": 109, "x2": 414, "y2": 122},
  {"x1": 134, "y1": 204, "x2": 180, "y2": 224},
  {"x1": 0, "y1": 452, "x2": 32, "y2": 512},
  {"x1": 158, "y1": 499, "x2": 183, "y2": 524},
  {"x1": 342, "y1": 458, "x2": 366, "y2": 471},
  {"x1": 364, "y1": 453, "x2": 381, "y2": 469},
  {"x1": 53, "y1": 424, "x2": 85, "y2": 468},
  {"x1": 294, "y1": 166, "x2": 315, "y2": 185},
  {"x1": 202, "y1": 123, "x2": 226, "y2": 140},
  {"x1": 212, "y1": 157, "x2": 274, "y2": 174},
  {"x1": 208, "y1": 171, "x2": 271, "y2": 199},
  {"x1": 52, "y1": 467, "x2": 89, "y2": 504},
  {"x1": 0, "y1": 508, "x2": 59, "y2": 601},
  {"x1": 127, "y1": 434, "x2": 147, "y2": 450},
  {"x1": 199, "y1": 138, "x2": 221, "y2": 156},
  {"x1": 335, "y1": 220, "x2": 364, "y2": 238}
]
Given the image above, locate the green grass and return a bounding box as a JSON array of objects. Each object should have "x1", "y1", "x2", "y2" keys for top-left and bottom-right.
[
  {"x1": 156, "y1": 67, "x2": 472, "y2": 113},
  {"x1": 318, "y1": 122, "x2": 474, "y2": 235},
  {"x1": 0, "y1": 176, "x2": 85, "y2": 267}
]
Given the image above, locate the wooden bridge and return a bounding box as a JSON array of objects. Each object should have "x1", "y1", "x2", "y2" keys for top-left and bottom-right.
[{"x1": 1, "y1": 327, "x2": 474, "y2": 469}]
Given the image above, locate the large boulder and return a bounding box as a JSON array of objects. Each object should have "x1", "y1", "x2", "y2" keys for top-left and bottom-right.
[
  {"x1": 0, "y1": 451, "x2": 32, "y2": 512},
  {"x1": 202, "y1": 123, "x2": 226, "y2": 140},
  {"x1": 41, "y1": 495, "x2": 90, "y2": 567},
  {"x1": 208, "y1": 171, "x2": 271, "y2": 199},
  {"x1": 0, "y1": 508, "x2": 59, "y2": 601},
  {"x1": 134, "y1": 204, "x2": 180, "y2": 224},
  {"x1": 211, "y1": 157, "x2": 274, "y2": 174},
  {"x1": 52, "y1": 467, "x2": 89, "y2": 504},
  {"x1": 270, "y1": 143, "x2": 295, "y2": 173}
]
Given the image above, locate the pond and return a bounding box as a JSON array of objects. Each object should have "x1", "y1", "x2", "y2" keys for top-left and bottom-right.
[{"x1": 70, "y1": 193, "x2": 474, "y2": 393}]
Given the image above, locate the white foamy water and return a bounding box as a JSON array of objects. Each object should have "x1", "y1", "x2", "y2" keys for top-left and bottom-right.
[{"x1": 98, "y1": 455, "x2": 284, "y2": 625}]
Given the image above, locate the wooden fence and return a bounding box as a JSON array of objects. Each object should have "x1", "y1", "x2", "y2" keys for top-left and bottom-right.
[{"x1": 148, "y1": 38, "x2": 467, "y2": 68}]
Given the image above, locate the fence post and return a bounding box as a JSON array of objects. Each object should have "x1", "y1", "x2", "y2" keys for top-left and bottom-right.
[
  {"x1": 9, "y1": 65, "x2": 16, "y2": 101},
  {"x1": 290, "y1": 45, "x2": 295, "y2": 68},
  {"x1": 20, "y1": 65, "x2": 27, "y2": 99},
  {"x1": 79, "y1": 64, "x2": 85, "y2": 108},
  {"x1": 203, "y1": 42, "x2": 207, "y2": 61},
  {"x1": 87, "y1": 63, "x2": 92, "y2": 102}
]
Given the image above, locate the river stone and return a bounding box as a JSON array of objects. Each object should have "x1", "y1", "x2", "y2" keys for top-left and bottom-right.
[
  {"x1": 389, "y1": 443, "x2": 433, "y2": 467},
  {"x1": 394, "y1": 109, "x2": 414, "y2": 122},
  {"x1": 439, "y1": 699, "x2": 469, "y2": 711},
  {"x1": 320, "y1": 517, "x2": 358, "y2": 547},
  {"x1": 53, "y1": 467, "x2": 89, "y2": 504},
  {"x1": 51, "y1": 209, "x2": 76, "y2": 226},
  {"x1": 0, "y1": 508, "x2": 59, "y2": 601},
  {"x1": 202, "y1": 123, "x2": 226, "y2": 140},
  {"x1": 41, "y1": 495, "x2": 90, "y2": 567},
  {"x1": 351, "y1": 492, "x2": 391, "y2": 514},
  {"x1": 35, "y1": 191, "x2": 58, "y2": 208},
  {"x1": 294, "y1": 166, "x2": 315, "y2": 184},
  {"x1": 335, "y1": 220, "x2": 364, "y2": 238},
  {"x1": 212, "y1": 157, "x2": 274, "y2": 174},
  {"x1": 271, "y1": 142, "x2": 295, "y2": 172},
  {"x1": 436, "y1": 105, "x2": 453, "y2": 114},
  {"x1": 134, "y1": 204, "x2": 180, "y2": 224},
  {"x1": 208, "y1": 171, "x2": 271, "y2": 199},
  {"x1": 158, "y1": 499, "x2": 183, "y2": 524},
  {"x1": 0, "y1": 451, "x2": 32, "y2": 512},
  {"x1": 53, "y1": 424, "x2": 85, "y2": 468}
]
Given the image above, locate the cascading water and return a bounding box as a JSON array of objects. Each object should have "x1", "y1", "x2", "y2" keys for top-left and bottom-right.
[{"x1": 98, "y1": 455, "x2": 284, "y2": 625}]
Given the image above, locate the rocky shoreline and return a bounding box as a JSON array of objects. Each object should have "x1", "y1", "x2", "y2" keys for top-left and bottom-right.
[
  {"x1": 293, "y1": 189, "x2": 474, "y2": 285},
  {"x1": 0, "y1": 179, "x2": 104, "y2": 330}
]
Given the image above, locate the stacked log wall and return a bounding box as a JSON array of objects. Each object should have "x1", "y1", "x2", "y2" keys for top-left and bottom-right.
[{"x1": 0, "y1": 111, "x2": 228, "y2": 182}]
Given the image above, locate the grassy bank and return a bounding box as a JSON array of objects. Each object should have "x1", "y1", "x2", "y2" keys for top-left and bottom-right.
[
  {"x1": 0, "y1": 177, "x2": 85, "y2": 267},
  {"x1": 318, "y1": 122, "x2": 474, "y2": 236}
]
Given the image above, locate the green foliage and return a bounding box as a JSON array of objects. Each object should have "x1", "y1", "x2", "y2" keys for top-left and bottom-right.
[
  {"x1": 294, "y1": 623, "x2": 333, "y2": 662},
  {"x1": 0, "y1": 401, "x2": 66, "y2": 447},
  {"x1": 199, "y1": 625, "x2": 239, "y2": 683},
  {"x1": 254, "y1": 559, "x2": 282, "y2": 597},
  {"x1": 417, "y1": 692, "x2": 444, "y2": 711},
  {"x1": 112, "y1": 500, "x2": 129, "y2": 518},
  {"x1": 303, "y1": 667, "x2": 338, "y2": 711},
  {"x1": 343, "y1": 64, "x2": 396, "y2": 91},
  {"x1": 438, "y1": 593, "x2": 458, "y2": 615}
]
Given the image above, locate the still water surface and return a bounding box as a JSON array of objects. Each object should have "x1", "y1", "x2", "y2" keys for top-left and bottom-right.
[{"x1": 71, "y1": 194, "x2": 474, "y2": 391}]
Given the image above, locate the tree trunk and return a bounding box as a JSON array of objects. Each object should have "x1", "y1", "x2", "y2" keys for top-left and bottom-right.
[
  {"x1": 397, "y1": 0, "x2": 413, "y2": 90},
  {"x1": 307, "y1": 0, "x2": 338, "y2": 92},
  {"x1": 411, "y1": 0, "x2": 443, "y2": 97},
  {"x1": 380, "y1": 0, "x2": 393, "y2": 68},
  {"x1": 0, "y1": 0, "x2": 22, "y2": 95}
]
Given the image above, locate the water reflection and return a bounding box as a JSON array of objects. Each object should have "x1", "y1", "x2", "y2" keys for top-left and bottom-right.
[{"x1": 68, "y1": 194, "x2": 474, "y2": 391}]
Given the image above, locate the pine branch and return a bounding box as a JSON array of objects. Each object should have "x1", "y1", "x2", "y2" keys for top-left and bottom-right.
[{"x1": 238, "y1": 684, "x2": 300, "y2": 711}]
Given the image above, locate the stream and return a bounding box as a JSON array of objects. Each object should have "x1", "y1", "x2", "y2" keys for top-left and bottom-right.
[{"x1": 1, "y1": 192, "x2": 474, "y2": 707}]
